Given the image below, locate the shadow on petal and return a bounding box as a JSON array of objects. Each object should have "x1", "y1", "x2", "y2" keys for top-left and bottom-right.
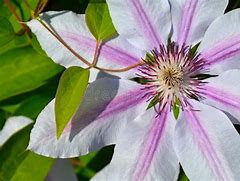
[{"x1": 69, "y1": 76, "x2": 120, "y2": 141}]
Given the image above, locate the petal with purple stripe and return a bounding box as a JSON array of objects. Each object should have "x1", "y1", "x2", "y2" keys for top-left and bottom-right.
[
  {"x1": 27, "y1": 11, "x2": 144, "y2": 80},
  {"x1": 170, "y1": 0, "x2": 227, "y2": 46},
  {"x1": 198, "y1": 9, "x2": 240, "y2": 74},
  {"x1": 106, "y1": 0, "x2": 171, "y2": 50},
  {"x1": 93, "y1": 106, "x2": 179, "y2": 181},
  {"x1": 28, "y1": 78, "x2": 149, "y2": 158},
  {"x1": 175, "y1": 100, "x2": 240, "y2": 181},
  {"x1": 198, "y1": 70, "x2": 240, "y2": 124},
  {"x1": 61, "y1": 31, "x2": 144, "y2": 79}
]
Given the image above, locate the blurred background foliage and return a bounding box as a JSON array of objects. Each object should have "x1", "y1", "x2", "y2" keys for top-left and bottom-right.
[{"x1": 0, "y1": 0, "x2": 240, "y2": 180}]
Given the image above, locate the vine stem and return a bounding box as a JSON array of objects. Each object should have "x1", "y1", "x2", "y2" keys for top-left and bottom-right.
[
  {"x1": 4, "y1": 0, "x2": 30, "y2": 33},
  {"x1": 35, "y1": 0, "x2": 49, "y2": 16},
  {"x1": 36, "y1": 17, "x2": 145, "y2": 73},
  {"x1": 23, "y1": 0, "x2": 32, "y2": 11},
  {"x1": 37, "y1": 17, "x2": 93, "y2": 67},
  {"x1": 95, "y1": 62, "x2": 145, "y2": 72},
  {"x1": 92, "y1": 41, "x2": 101, "y2": 66}
]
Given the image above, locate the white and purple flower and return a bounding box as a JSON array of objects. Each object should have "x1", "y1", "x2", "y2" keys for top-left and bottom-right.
[{"x1": 27, "y1": 0, "x2": 240, "y2": 180}]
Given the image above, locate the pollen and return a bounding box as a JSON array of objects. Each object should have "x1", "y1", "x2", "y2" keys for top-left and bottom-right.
[{"x1": 158, "y1": 63, "x2": 183, "y2": 89}]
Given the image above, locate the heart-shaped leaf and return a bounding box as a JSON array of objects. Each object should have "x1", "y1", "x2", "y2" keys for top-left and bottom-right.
[
  {"x1": 86, "y1": 1, "x2": 117, "y2": 41},
  {"x1": 55, "y1": 67, "x2": 89, "y2": 139}
]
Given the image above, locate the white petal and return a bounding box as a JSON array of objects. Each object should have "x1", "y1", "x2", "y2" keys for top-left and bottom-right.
[
  {"x1": 198, "y1": 9, "x2": 240, "y2": 74},
  {"x1": 93, "y1": 106, "x2": 179, "y2": 181},
  {"x1": 28, "y1": 11, "x2": 144, "y2": 80},
  {"x1": 0, "y1": 116, "x2": 32, "y2": 146},
  {"x1": 170, "y1": 0, "x2": 228, "y2": 46},
  {"x1": 27, "y1": 11, "x2": 92, "y2": 68},
  {"x1": 45, "y1": 159, "x2": 77, "y2": 181},
  {"x1": 106, "y1": 0, "x2": 171, "y2": 50},
  {"x1": 198, "y1": 70, "x2": 240, "y2": 124},
  {"x1": 28, "y1": 78, "x2": 149, "y2": 158},
  {"x1": 174, "y1": 100, "x2": 240, "y2": 181}
]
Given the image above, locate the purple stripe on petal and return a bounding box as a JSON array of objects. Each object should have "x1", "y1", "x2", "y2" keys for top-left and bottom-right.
[
  {"x1": 185, "y1": 108, "x2": 230, "y2": 180},
  {"x1": 96, "y1": 88, "x2": 147, "y2": 120},
  {"x1": 201, "y1": 36, "x2": 240, "y2": 65},
  {"x1": 100, "y1": 43, "x2": 140, "y2": 65},
  {"x1": 60, "y1": 31, "x2": 140, "y2": 66},
  {"x1": 60, "y1": 31, "x2": 95, "y2": 52},
  {"x1": 199, "y1": 85, "x2": 240, "y2": 109},
  {"x1": 133, "y1": 106, "x2": 169, "y2": 181},
  {"x1": 39, "y1": 86, "x2": 146, "y2": 142},
  {"x1": 177, "y1": 0, "x2": 198, "y2": 46},
  {"x1": 127, "y1": 0, "x2": 162, "y2": 46},
  {"x1": 64, "y1": 86, "x2": 147, "y2": 134}
]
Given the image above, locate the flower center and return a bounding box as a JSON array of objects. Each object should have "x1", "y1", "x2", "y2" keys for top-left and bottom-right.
[
  {"x1": 138, "y1": 43, "x2": 207, "y2": 111},
  {"x1": 158, "y1": 62, "x2": 183, "y2": 90}
]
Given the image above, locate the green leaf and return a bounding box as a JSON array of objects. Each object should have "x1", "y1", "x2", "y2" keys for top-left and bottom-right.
[
  {"x1": 178, "y1": 167, "x2": 190, "y2": 181},
  {"x1": 0, "y1": 75, "x2": 60, "y2": 118},
  {"x1": 0, "y1": 75, "x2": 60, "y2": 107},
  {"x1": 55, "y1": 67, "x2": 89, "y2": 139},
  {"x1": 173, "y1": 97, "x2": 180, "y2": 120},
  {"x1": 13, "y1": 77, "x2": 60, "y2": 119},
  {"x1": 0, "y1": 33, "x2": 29, "y2": 55},
  {"x1": 0, "y1": 17, "x2": 15, "y2": 47},
  {"x1": 86, "y1": 1, "x2": 117, "y2": 41},
  {"x1": 0, "y1": 1, "x2": 12, "y2": 19},
  {"x1": 87, "y1": 145, "x2": 114, "y2": 172},
  {"x1": 76, "y1": 145, "x2": 115, "y2": 180},
  {"x1": 145, "y1": 52, "x2": 155, "y2": 63},
  {"x1": 0, "y1": 76, "x2": 60, "y2": 119},
  {"x1": 0, "y1": 109, "x2": 7, "y2": 129},
  {"x1": 147, "y1": 96, "x2": 159, "y2": 109},
  {"x1": 0, "y1": 0, "x2": 38, "y2": 32},
  {"x1": 10, "y1": 152, "x2": 54, "y2": 181},
  {"x1": 31, "y1": 34, "x2": 47, "y2": 56},
  {"x1": 0, "y1": 125, "x2": 55, "y2": 181},
  {"x1": 0, "y1": 46, "x2": 63, "y2": 101}
]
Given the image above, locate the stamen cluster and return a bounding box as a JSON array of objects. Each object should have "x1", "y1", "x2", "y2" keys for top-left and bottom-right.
[{"x1": 138, "y1": 43, "x2": 207, "y2": 111}]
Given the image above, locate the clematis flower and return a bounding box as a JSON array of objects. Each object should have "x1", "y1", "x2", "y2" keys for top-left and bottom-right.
[{"x1": 27, "y1": 0, "x2": 240, "y2": 180}]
